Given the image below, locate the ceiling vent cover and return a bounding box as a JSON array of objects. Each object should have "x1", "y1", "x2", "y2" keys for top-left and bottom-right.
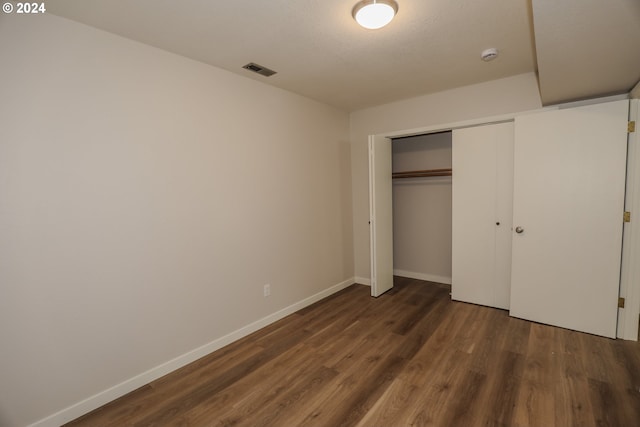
[{"x1": 242, "y1": 62, "x2": 277, "y2": 77}]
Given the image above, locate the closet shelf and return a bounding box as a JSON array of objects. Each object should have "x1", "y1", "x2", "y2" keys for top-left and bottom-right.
[{"x1": 392, "y1": 168, "x2": 452, "y2": 179}]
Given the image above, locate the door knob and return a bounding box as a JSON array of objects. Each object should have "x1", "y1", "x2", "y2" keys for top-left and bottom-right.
[{"x1": 515, "y1": 226, "x2": 524, "y2": 234}]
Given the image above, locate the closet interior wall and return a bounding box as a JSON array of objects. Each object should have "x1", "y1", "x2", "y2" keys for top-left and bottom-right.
[{"x1": 392, "y1": 132, "x2": 452, "y2": 284}]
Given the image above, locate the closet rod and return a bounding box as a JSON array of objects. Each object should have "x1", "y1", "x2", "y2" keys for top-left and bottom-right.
[{"x1": 392, "y1": 168, "x2": 452, "y2": 179}]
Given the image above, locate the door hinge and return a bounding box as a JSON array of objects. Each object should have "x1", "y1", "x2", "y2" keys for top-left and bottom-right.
[
  {"x1": 624, "y1": 211, "x2": 631, "y2": 223},
  {"x1": 619, "y1": 297, "x2": 625, "y2": 308},
  {"x1": 629, "y1": 121, "x2": 636, "y2": 133}
]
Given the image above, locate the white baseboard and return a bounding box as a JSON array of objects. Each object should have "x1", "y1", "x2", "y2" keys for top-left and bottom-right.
[
  {"x1": 393, "y1": 269, "x2": 452, "y2": 285},
  {"x1": 29, "y1": 277, "x2": 356, "y2": 427},
  {"x1": 354, "y1": 276, "x2": 371, "y2": 286}
]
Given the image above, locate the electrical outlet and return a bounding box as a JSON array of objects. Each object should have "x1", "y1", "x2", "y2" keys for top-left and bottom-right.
[{"x1": 263, "y1": 284, "x2": 271, "y2": 297}]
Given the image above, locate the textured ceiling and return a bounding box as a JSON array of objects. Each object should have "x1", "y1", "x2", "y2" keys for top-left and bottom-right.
[{"x1": 45, "y1": 0, "x2": 639, "y2": 111}]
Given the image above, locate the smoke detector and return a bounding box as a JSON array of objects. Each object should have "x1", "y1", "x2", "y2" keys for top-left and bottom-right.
[{"x1": 481, "y1": 48, "x2": 499, "y2": 62}]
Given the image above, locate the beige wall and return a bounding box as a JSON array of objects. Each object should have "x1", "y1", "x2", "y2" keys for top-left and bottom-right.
[
  {"x1": 350, "y1": 73, "x2": 543, "y2": 281},
  {"x1": 392, "y1": 133, "x2": 452, "y2": 283},
  {"x1": 0, "y1": 14, "x2": 351, "y2": 426}
]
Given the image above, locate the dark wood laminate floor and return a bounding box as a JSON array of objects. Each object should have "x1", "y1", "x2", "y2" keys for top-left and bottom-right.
[{"x1": 67, "y1": 277, "x2": 640, "y2": 426}]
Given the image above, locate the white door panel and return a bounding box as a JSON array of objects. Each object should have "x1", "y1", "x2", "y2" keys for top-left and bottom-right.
[
  {"x1": 452, "y1": 122, "x2": 514, "y2": 309},
  {"x1": 494, "y1": 127, "x2": 515, "y2": 309},
  {"x1": 369, "y1": 135, "x2": 393, "y2": 297},
  {"x1": 510, "y1": 100, "x2": 628, "y2": 338}
]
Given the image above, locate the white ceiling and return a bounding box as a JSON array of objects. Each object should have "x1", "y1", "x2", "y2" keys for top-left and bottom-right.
[
  {"x1": 46, "y1": 0, "x2": 640, "y2": 111},
  {"x1": 533, "y1": 0, "x2": 640, "y2": 106}
]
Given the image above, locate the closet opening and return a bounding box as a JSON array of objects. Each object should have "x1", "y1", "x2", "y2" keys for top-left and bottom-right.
[
  {"x1": 371, "y1": 98, "x2": 637, "y2": 339},
  {"x1": 391, "y1": 131, "x2": 453, "y2": 286}
]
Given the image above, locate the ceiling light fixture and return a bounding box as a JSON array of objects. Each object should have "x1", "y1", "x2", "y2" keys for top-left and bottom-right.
[{"x1": 352, "y1": 0, "x2": 398, "y2": 30}]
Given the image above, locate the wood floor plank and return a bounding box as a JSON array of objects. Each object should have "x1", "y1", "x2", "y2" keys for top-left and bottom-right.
[
  {"x1": 392, "y1": 294, "x2": 451, "y2": 361},
  {"x1": 579, "y1": 332, "x2": 619, "y2": 384},
  {"x1": 588, "y1": 378, "x2": 626, "y2": 427},
  {"x1": 242, "y1": 365, "x2": 339, "y2": 427},
  {"x1": 65, "y1": 343, "x2": 266, "y2": 427},
  {"x1": 66, "y1": 279, "x2": 640, "y2": 427},
  {"x1": 397, "y1": 302, "x2": 472, "y2": 387},
  {"x1": 502, "y1": 315, "x2": 532, "y2": 355},
  {"x1": 391, "y1": 286, "x2": 447, "y2": 337},
  {"x1": 131, "y1": 327, "x2": 312, "y2": 425},
  {"x1": 431, "y1": 370, "x2": 488, "y2": 427},
  {"x1": 551, "y1": 327, "x2": 595, "y2": 427},
  {"x1": 399, "y1": 348, "x2": 473, "y2": 426},
  {"x1": 606, "y1": 339, "x2": 640, "y2": 424},
  {"x1": 476, "y1": 350, "x2": 525, "y2": 427},
  {"x1": 354, "y1": 378, "x2": 426, "y2": 427},
  {"x1": 180, "y1": 343, "x2": 329, "y2": 426},
  {"x1": 272, "y1": 333, "x2": 406, "y2": 427}
]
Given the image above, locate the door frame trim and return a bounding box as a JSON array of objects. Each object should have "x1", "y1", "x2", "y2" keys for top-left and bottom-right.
[
  {"x1": 619, "y1": 98, "x2": 640, "y2": 340},
  {"x1": 368, "y1": 136, "x2": 378, "y2": 293}
]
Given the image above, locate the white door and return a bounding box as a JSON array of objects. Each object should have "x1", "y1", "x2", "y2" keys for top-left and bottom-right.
[
  {"x1": 510, "y1": 100, "x2": 629, "y2": 338},
  {"x1": 452, "y1": 122, "x2": 514, "y2": 309},
  {"x1": 369, "y1": 135, "x2": 393, "y2": 297}
]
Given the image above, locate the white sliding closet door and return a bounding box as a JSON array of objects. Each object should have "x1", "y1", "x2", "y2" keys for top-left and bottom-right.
[
  {"x1": 452, "y1": 122, "x2": 514, "y2": 309},
  {"x1": 510, "y1": 100, "x2": 629, "y2": 338},
  {"x1": 369, "y1": 135, "x2": 394, "y2": 297}
]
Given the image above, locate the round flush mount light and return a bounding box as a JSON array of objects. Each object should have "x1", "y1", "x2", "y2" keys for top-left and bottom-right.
[
  {"x1": 352, "y1": 0, "x2": 399, "y2": 30},
  {"x1": 481, "y1": 48, "x2": 499, "y2": 62}
]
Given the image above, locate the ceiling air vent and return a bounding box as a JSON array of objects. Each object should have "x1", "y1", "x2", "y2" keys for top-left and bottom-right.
[{"x1": 242, "y1": 62, "x2": 277, "y2": 77}]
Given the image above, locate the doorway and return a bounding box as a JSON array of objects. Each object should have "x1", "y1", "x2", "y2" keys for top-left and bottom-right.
[{"x1": 391, "y1": 132, "x2": 453, "y2": 285}]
